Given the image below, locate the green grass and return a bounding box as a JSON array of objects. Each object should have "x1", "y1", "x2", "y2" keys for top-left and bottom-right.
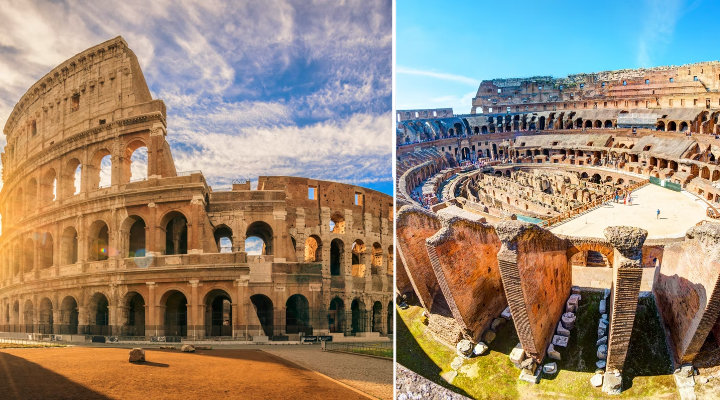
[
  {"x1": 396, "y1": 291, "x2": 678, "y2": 399},
  {"x1": 344, "y1": 347, "x2": 393, "y2": 358},
  {"x1": 0, "y1": 343, "x2": 67, "y2": 349}
]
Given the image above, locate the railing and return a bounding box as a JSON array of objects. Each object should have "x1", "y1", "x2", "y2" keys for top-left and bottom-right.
[{"x1": 324, "y1": 341, "x2": 392, "y2": 359}]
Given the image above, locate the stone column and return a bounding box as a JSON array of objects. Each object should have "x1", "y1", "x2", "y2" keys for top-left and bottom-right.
[
  {"x1": 234, "y1": 278, "x2": 248, "y2": 339},
  {"x1": 602, "y1": 226, "x2": 647, "y2": 395},
  {"x1": 145, "y1": 282, "x2": 156, "y2": 337},
  {"x1": 189, "y1": 279, "x2": 200, "y2": 338},
  {"x1": 77, "y1": 306, "x2": 88, "y2": 335}
]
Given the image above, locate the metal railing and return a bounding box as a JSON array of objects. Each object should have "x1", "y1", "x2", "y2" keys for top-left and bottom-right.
[{"x1": 324, "y1": 341, "x2": 392, "y2": 359}]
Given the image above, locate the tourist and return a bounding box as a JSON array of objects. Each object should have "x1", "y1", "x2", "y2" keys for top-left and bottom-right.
[{"x1": 657, "y1": 209, "x2": 661, "y2": 219}]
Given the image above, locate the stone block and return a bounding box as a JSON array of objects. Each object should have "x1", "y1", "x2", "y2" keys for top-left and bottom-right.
[
  {"x1": 547, "y1": 344, "x2": 561, "y2": 360},
  {"x1": 597, "y1": 344, "x2": 608, "y2": 359},
  {"x1": 501, "y1": 307, "x2": 512, "y2": 320},
  {"x1": 556, "y1": 322, "x2": 570, "y2": 337},
  {"x1": 596, "y1": 336, "x2": 607, "y2": 346},
  {"x1": 450, "y1": 356, "x2": 464, "y2": 370},
  {"x1": 596, "y1": 360, "x2": 606, "y2": 369},
  {"x1": 473, "y1": 342, "x2": 488, "y2": 356},
  {"x1": 590, "y1": 373, "x2": 603, "y2": 387},
  {"x1": 602, "y1": 371, "x2": 622, "y2": 395},
  {"x1": 482, "y1": 330, "x2": 496, "y2": 344},
  {"x1": 519, "y1": 364, "x2": 541, "y2": 384},
  {"x1": 491, "y1": 317, "x2": 505, "y2": 331},
  {"x1": 561, "y1": 312, "x2": 576, "y2": 330},
  {"x1": 129, "y1": 348, "x2": 145, "y2": 363},
  {"x1": 181, "y1": 344, "x2": 195, "y2": 353},
  {"x1": 598, "y1": 327, "x2": 606, "y2": 338},
  {"x1": 599, "y1": 299, "x2": 606, "y2": 314},
  {"x1": 552, "y1": 335, "x2": 569, "y2": 348},
  {"x1": 542, "y1": 362, "x2": 557, "y2": 375},
  {"x1": 510, "y1": 343, "x2": 525, "y2": 367},
  {"x1": 456, "y1": 339, "x2": 473, "y2": 357}
]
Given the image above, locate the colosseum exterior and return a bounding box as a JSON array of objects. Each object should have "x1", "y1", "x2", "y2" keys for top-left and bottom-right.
[
  {"x1": 396, "y1": 62, "x2": 720, "y2": 394},
  {"x1": 0, "y1": 36, "x2": 394, "y2": 342}
]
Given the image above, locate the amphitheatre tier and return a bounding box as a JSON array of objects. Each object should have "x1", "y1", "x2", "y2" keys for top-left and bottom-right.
[{"x1": 550, "y1": 183, "x2": 712, "y2": 239}]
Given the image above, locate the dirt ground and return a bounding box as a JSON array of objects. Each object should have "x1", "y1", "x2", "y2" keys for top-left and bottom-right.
[{"x1": 0, "y1": 347, "x2": 372, "y2": 400}]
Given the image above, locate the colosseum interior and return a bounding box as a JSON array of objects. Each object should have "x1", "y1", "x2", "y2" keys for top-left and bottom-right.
[
  {"x1": 396, "y1": 62, "x2": 720, "y2": 394},
  {"x1": 0, "y1": 36, "x2": 394, "y2": 344}
]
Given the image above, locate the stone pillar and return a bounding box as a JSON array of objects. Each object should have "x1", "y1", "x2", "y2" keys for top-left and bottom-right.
[
  {"x1": 189, "y1": 195, "x2": 204, "y2": 253},
  {"x1": 189, "y1": 279, "x2": 200, "y2": 338},
  {"x1": 234, "y1": 278, "x2": 248, "y2": 339},
  {"x1": 603, "y1": 226, "x2": 647, "y2": 395},
  {"x1": 145, "y1": 282, "x2": 156, "y2": 337},
  {"x1": 77, "y1": 306, "x2": 88, "y2": 335},
  {"x1": 108, "y1": 305, "x2": 118, "y2": 336}
]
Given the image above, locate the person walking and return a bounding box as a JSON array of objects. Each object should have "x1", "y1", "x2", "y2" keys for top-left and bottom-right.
[{"x1": 656, "y1": 209, "x2": 661, "y2": 219}]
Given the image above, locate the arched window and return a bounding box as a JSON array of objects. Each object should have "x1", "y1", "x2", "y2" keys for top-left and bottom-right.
[
  {"x1": 88, "y1": 220, "x2": 109, "y2": 261},
  {"x1": 205, "y1": 290, "x2": 232, "y2": 337},
  {"x1": 213, "y1": 225, "x2": 233, "y2": 253},
  {"x1": 351, "y1": 240, "x2": 366, "y2": 277},
  {"x1": 163, "y1": 290, "x2": 188, "y2": 337},
  {"x1": 250, "y1": 294, "x2": 273, "y2": 337},
  {"x1": 351, "y1": 299, "x2": 367, "y2": 333},
  {"x1": 127, "y1": 216, "x2": 146, "y2": 257},
  {"x1": 125, "y1": 141, "x2": 148, "y2": 182},
  {"x1": 59, "y1": 296, "x2": 79, "y2": 334},
  {"x1": 304, "y1": 235, "x2": 322, "y2": 262},
  {"x1": 329, "y1": 212, "x2": 345, "y2": 234},
  {"x1": 286, "y1": 294, "x2": 310, "y2": 334},
  {"x1": 38, "y1": 298, "x2": 53, "y2": 334},
  {"x1": 63, "y1": 158, "x2": 83, "y2": 197},
  {"x1": 88, "y1": 293, "x2": 109, "y2": 335},
  {"x1": 328, "y1": 297, "x2": 345, "y2": 333},
  {"x1": 26, "y1": 178, "x2": 38, "y2": 208},
  {"x1": 330, "y1": 239, "x2": 344, "y2": 276},
  {"x1": 90, "y1": 149, "x2": 112, "y2": 189},
  {"x1": 39, "y1": 232, "x2": 53, "y2": 268},
  {"x1": 245, "y1": 221, "x2": 273, "y2": 255},
  {"x1": 23, "y1": 238, "x2": 35, "y2": 273},
  {"x1": 61, "y1": 227, "x2": 78, "y2": 265},
  {"x1": 41, "y1": 169, "x2": 57, "y2": 204},
  {"x1": 124, "y1": 292, "x2": 145, "y2": 337},
  {"x1": 164, "y1": 212, "x2": 188, "y2": 255}
]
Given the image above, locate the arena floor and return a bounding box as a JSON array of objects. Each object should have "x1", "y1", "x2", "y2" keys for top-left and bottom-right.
[
  {"x1": 551, "y1": 184, "x2": 713, "y2": 239},
  {"x1": 0, "y1": 347, "x2": 373, "y2": 400}
]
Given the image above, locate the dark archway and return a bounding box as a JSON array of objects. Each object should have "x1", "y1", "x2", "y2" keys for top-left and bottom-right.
[
  {"x1": 128, "y1": 217, "x2": 146, "y2": 257},
  {"x1": 372, "y1": 301, "x2": 383, "y2": 333},
  {"x1": 286, "y1": 294, "x2": 310, "y2": 335},
  {"x1": 125, "y1": 292, "x2": 145, "y2": 337},
  {"x1": 330, "y1": 239, "x2": 343, "y2": 276},
  {"x1": 60, "y1": 296, "x2": 78, "y2": 334},
  {"x1": 246, "y1": 221, "x2": 273, "y2": 255},
  {"x1": 250, "y1": 294, "x2": 273, "y2": 337},
  {"x1": 88, "y1": 220, "x2": 109, "y2": 261},
  {"x1": 351, "y1": 298, "x2": 367, "y2": 334},
  {"x1": 164, "y1": 212, "x2": 188, "y2": 255},
  {"x1": 205, "y1": 289, "x2": 232, "y2": 337},
  {"x1": 164, "y1": 290, "x2": 188, "y2": 337},
  {"x1": 214, "y1": 225, "x2": 233, "y2": 253},
  {"x1": 38, "y1": 297, "x2": 53, "y2": 334},
  {"x1": 387, "y1": 301, "x2": 393, "y2": 335},
  {"x1": 329, "y1": 297, "x2": 345, "y2": 333},
  {"x1": 88, "y1": 293, "x2": 109, "y2": 335},
  {"x1": 61, "y1": 227, "x2": 78, "y2": 265}
]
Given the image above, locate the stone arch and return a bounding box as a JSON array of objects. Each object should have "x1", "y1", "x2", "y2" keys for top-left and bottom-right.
[
  {"x1": 330, "y1": 239, "x2": 344, "y2": 276},
  {"x1": 61, "y1": 226, "x2": 78, "y2": 265},
  {"x1": 38, "y1": 297, "x2": 53, "y2": 334},
  {"x1": 161, "y1": 289, "x2": 188, "y2": 337},
  {"x1": 87, "y1": 292, "x2": 110, "y2": 335},
  {"x1": 250, "y1": 294, "x2": 273, "y2": 337},
  {"x1": 372, "y1": 301, "x2": 383, "y2": 333},
  {"x1": 23, "y1": 237, "x2": 35, "y2": 273},
  {"x1": 351, "y1": 298, "x2": 367, "y2": 333},
  {"x1": 62, "y1": 158, "x2": 83, "y2": 197},
  {"x1": 328, "y1": 296, "x2": 345, "y2": 333},
  {"x1": 23, "y1": 299, "x2": 34, "y2": 333},
  {"x1": 286, "y1": 294, "x2": 310, "y2": 335},
  {"x1": 351, "y1": 239, "x2": 366, "y2": 277},
  {"x1": 204, "y1": 289, "x2": 233, "y2": 337},
  {"x1": 123, "y1": 139, "x2": 148, "y2": 183},
  {"x1": 567, "y1": 242, "x2": 614, "y2": 267},
  {"x1": 38, "y1": 232, "x2": 53, "y2": 268},
  {"x1": 89, "y1": 148, "x2": 112, "y2": 189},
  {"x1": 59, "y1": 296, "x2": 79, "y2": 334},
  {"x1": 123, "y1": 291, "x2": 145, "y2": 337},
  {"x1": 88, "y1": 219, "x2": 110, "y2": 261},
  {"x1": 41, "y1": 168, "x2": 57, "y2": 204},
  {"x1": 161, "y1": 211, "x2": 188, "y2": 255},
  {"x1": 246, "y1": 221, "x2": 273, "y2": 255},
  {"x1": 304, "y1": 235, "x2": 322, "y2": 262},
  {"x1": 213, "y1": 224, "x2": 233, "y2": 253},
  {"x1": 371, "y1": 242, "x2": 383, "y2": 273},
  {"x1": 123, "y1": 215, "x2": 147, "y2": 258},
  {"x1": 330, "y1": 211, "x2": 345, "y2": 234}
]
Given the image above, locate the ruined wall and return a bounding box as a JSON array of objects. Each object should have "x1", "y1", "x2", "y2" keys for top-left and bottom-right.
[
  {"x1": 425, "y1": 216, "x2": 504, "y2": 341},
  {"x1": 654, "y1": 224, "x2": 720, "y2": 363},
  {"x1": 396, "y1": 206, "x2": 444, "y2": 312},
  {"x1": 496, "y1": 221, "x2": 571, "y2": 363}
]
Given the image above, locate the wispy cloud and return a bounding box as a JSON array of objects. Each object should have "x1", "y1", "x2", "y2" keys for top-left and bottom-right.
[
  {"x1": 0, "y1": 0, "x2": 392, "y2": 192},
  {"x1": 397, "y1": 66, "x2": 478, "y2": 86},
  {"x1": 636, "y1": 0, "x2": 685, "y2": 67}
]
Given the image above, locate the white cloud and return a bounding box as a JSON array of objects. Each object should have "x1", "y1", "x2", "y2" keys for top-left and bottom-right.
[
  {"x1": 636, "y1": 0, "x2": 684, "y2": 67},
  {"x1": 397, "y1": 66, "x2": 478, "y2": 86}
]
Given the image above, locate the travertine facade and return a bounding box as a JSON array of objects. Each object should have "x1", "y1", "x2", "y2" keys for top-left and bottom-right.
[{"x1": 0, "y1": 37, "x2": 393, "y2": 341}]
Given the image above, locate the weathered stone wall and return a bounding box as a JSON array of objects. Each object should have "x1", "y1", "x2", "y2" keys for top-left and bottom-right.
[
  {"x1": 496, "y1": 221, "x2": 571, "y2": 363},
  {"x1": 425, "y1": 216, "x2": 504, "y2": 341},
  {"x1": 655, "y1": 223, "x2": 720, "y2": 363}
]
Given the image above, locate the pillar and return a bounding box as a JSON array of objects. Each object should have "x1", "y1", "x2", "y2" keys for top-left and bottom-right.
[
  {"x1": 189, "y1": 279, "x2": 200, "y2": 338},
  {"x1": 234, "y1": 278, "x2": 248, "y2": 339},
  {"x1": 145, "y1": 282, "x2": 156, "y2": 337},
  {"x1": 603, "y1": 226, "x2": 647, "y2": 395}
]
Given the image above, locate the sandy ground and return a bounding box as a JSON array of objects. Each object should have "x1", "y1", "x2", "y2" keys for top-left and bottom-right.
[
  {"x1": 260, "y1": 345, "x2": 393, "y2": 400},
  {"x1": 0, "y1": 347, "x2": 371, "y2": 400},
  {"x1": 551, "y1": 184, "x2": 711, "y2": 239}
]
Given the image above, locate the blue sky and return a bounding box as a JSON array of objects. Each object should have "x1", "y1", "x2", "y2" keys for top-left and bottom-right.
[
  {"x1": 0, "y1": 0, "x2": 392, "y2": 195},
  {"x1": 397, "y1": 0, "x2": 720, "y2": 115}
]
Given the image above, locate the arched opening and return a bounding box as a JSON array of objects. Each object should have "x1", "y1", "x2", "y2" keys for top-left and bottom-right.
[
  {"x1": 328, "y1": 297, "x2": 345, "y2": 333},
  {"x1": 680, "y1": 121, "x2": 689, "y2": 132},
  {"x1": 205, "y1": 289, "x2": 232, "y2": 337},
  {"x1": 351, "y1": 239, "x2": 366, "y2": 277},
  {"x1": 124, "y1": 141, "x2": 148, "y2": 182},
  {"x1": 304, "y1": 235, "x2": 322, "y2": 262},
  {"x1": 591, "y1": 173, "x2": 601, "y2": 184},
  {"x1": 38, "y1": 297, "x2": 53, "y2": 334},
  {"x1": 387, "y1": 245, "x2": 394, "y2": 275},
  {"x1": 23, "y1": 238, "x2": 35, "y2": 273},
  {"x1": 330, "y1": 239, "x2": 344, "y2": 276},
  {"x1": 586, "y1": 250, "x2": 610, "y2": 267},
  {"x1": 372, "y1": 301, "x2": 383, "y2": 333},
  {"x1": 605, "y1": 120, "x2": 613, "y2": 128},
  {"x1": 539, "y1": 116, "x2": 546, "y2": 130},
  {"x1": 387, "y1": 301, "x2": 393, "y2": 335},
  {"x1": 26, "y1": 178, "x2": 38, "y2": 211},
  {"x1": 584, "y1": 120, "x2": 593, "y2": 129},
  {"x1": 702, "y1": 167, "x2": 711, "y2": 180},
  {"x1": 13, "y1": 188, "x2": 23, "y2": 219},
  {"x1": 39, "y1": 232, "x2": 53, "y2": 268},
  {"x1": 163, "y1": 290, "x2": 188, "y2": 337},
  {"x1": 63, "y1": 158, "x2": 83, "y2": 197},
  {"x1": 88, "y1": 293, "x2": 109, "y2": 335},
  {"x1": 668, "y1": 121, "x2": 677, "y2": 131},
  {"x1": 164, "y1": 212, "x2": 188, "y2": 255},
  {"x1": 329, "y1": 212, "x2": 345, "y2": 234},
  {"x1": 657, "y1": 121, "x2": 666, "y2": 131},
  {"x1": 594, "y1": 120, "x2": 602, "y2": 128},
  {"x1": 124, "y1": 292, "x2": 145, "y2": 337},
  {"x1": 60, "y1": 296, "x2": 79, "y2": 334},
  {"x1": 91, "y1": 149, "x2": 112, "y2": 189},
  {"x1": 286, "y1": 294, "x2": 310, "y2": 335},
  {"x1": 351, "y1": 299, "x2": 367, "y2": 334},
  {"x1": 371, "y1": 242, "x2": 383, "y2": 274},
  {"x1": 61, "y1": 227, "x2": 78, "y2": 265},
  {"x1": 41, "y1": 169, "x2": 57, "y2": 204},
  {"x1": 23, "y1": 300, "x2": 34, "y2": 333},
  {"x1": 127, "y1": 217, "x2": 146, "y2": 257},
  {"x1": 250, "y1": 294, "x2": 273, "y2": 337},
  {"x1": 214, "y1": 225, "x2": 233, "y2": 253},
  {"x1": 245, "y1": 221, "x2": 273, "y2": 255},
  {"x1": 88, "y1": 220, "x2": 110, "y2": 261}
]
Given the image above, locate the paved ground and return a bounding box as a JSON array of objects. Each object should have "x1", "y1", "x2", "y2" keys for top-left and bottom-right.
[
  {"x1": 551, "y1": 184, "x2": 711, "y2": 239},
  {"x1": 0, "y1": 347, "x2": 371, "y2": 400},
  {"x1": 260, "y1": 345, "x2": 392, "y2": 400}
]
